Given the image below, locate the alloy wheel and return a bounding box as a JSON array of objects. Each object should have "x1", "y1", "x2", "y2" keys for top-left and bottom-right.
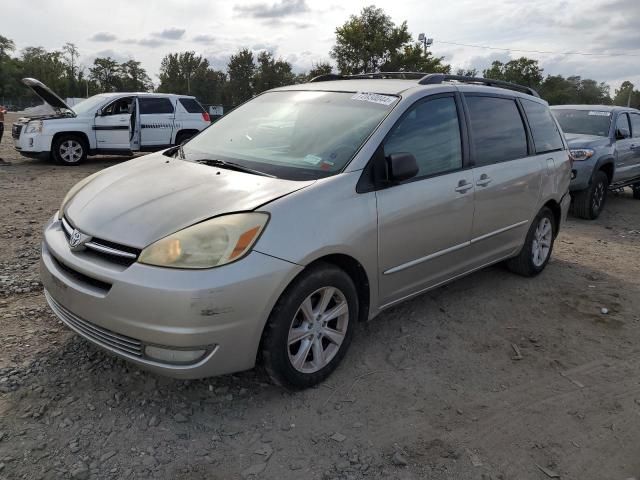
[
  {"x1": 59, "y1": 140, "x2": 83, "y2": 163},
  {"x1": 532, "y1": 217, "x2": 552, "y2": 267},
  {"x1": 287, "y1": 286, "x2": 349, "y2": 374},
  {"x1": 592, "y1": 181, "x2": 605, "y2": 213}
]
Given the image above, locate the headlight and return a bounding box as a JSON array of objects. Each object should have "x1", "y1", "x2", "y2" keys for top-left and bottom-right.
[
  {"x1": 58, "y1": 171, "x2": 104, "y2": 219},
  {"x1": 138, "y1": 213, "x2": 269, "y2": 269},
  {"x1": 24, "y1": 120, "x2": 43, "y2": 134},
  {"x1": 569, "y1": 148, "x2": 595, "y2": 161}
]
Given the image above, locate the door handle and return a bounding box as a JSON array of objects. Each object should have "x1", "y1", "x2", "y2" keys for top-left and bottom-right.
[
  {"x1": 476, "y1": 175, "x2": 492, "y2": 187},
  {"x1": 454, "y1": 180, "x2": 473, "y2": 193}
]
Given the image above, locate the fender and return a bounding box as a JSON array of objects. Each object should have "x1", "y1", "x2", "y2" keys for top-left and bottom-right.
[{"x1": 593, "y1": 155, "x2": 615, "y2": 183}]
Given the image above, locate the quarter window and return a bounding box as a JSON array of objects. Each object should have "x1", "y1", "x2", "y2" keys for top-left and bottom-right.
[
  {"x1": 139, "y1": 97, "x2": 174, "y2": 115},
  {"x1": 629, "y1": 113, "x2": 640, "y2": 138},
  {"x1": 521, "y1": 99, "x2": 564, "y2": 153},
  {"x1": 466, "y1": 96, "x2": 528, "y2": 166},
  {"x1": 384, "y1": 96, "x2": 462, "y2": 178},
  {"x1": 179, "y1": 98, "x2": 205, "y2": 113}
]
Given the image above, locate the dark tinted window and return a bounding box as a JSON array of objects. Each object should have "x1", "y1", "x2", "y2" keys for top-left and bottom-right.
[
  {"x1": 179, "y1": 98, "x2": 205, "y2": 113},
  {"x1": 629, "y1": 113, "x2": 640, "y2": 138},
  {"x1": 553, "y1": 109, "x2": 611, "y2": 137},
  {"x1": 139, "y1": 97, "x2": 174, "y2": 115},
  {"x1": 522, "y1": 99, "x2": 564, "y2": 153},
  {"x1": 466, "y1": 96, "x2": 528, "y2": 166},
  {"x1": 384, "y1": 96, "x2": 462, "y2": 178},
  {"x1": 616, "y1": 113, "x2": 631, "y2": 137}
]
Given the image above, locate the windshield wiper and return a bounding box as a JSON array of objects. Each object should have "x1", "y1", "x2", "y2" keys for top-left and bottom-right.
[{"x1": 195, "y1": 158, "x2": 275, "y2": 177}]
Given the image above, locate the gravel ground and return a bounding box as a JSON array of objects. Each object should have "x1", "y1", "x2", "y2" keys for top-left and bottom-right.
[{"x1": 1, "y1": 112, "x2": 640, "y2": 480}]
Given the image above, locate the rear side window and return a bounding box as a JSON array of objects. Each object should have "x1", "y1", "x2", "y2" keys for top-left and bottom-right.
[
  {"x1": 384, "y1": 96, "x2": 462, "y2": 178},
  {"x1": 179, "y1": 98, "x2": 205, "y2": 113},
  {"x1": 465, "y1": 96, "x2": 528, "y2": 166},
  {"x1": 629, "y1": 113, "x2": 640, "y2": 138},
  {"x1": 139, "y1": 97, "x2": 174, "y2": 115},
  {"x1": 521, "y1": 99, "x2": 564, "y2": 153}
]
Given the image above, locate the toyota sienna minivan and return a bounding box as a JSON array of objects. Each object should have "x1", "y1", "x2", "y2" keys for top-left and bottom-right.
[{"x1": 41, "y1": 73, "x2": 571, "y2": 388}]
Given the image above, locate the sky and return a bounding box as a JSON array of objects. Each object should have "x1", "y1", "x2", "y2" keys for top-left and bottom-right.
[{"x1": 3, "y1": 0, "x2": 640, "y2": 91}]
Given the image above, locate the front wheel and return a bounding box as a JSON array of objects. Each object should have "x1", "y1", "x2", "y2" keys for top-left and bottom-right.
[
  {"x1": 506, "y1": 207, "x2": 556, "y2": 277},
  {"x1": 261, "y1": 263, "x2": 357, "y2": 389},
  {"x1": 572, "y1": 170, "x2": 608, "y2": 219},
  {"x1": 52, "y1": 135, "x2": 87, "y2": 165}
]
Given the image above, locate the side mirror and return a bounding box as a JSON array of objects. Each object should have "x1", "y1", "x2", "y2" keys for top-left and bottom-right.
[
  {"x1": 616, "y1": 128, "x2": 630, "y2": 140},
  {"x1": 386, "y1": 152, "x2": 419, "y2": 183},
  {"x1": 95, "y1": 109, "x2": 102, "y2": 117}
]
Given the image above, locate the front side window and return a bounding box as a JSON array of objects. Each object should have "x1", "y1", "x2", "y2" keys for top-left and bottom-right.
[
  {"x1": 616, "y1": 113, "x2": 631, "y2": 138},
  {"x1": 384, "y1": 96, "x2": 462, "y2": 178},
  {"x1": 103, "y1": 97, "x2": 132, "y2": 116},
  {"x1": 466, "y1": 96, "x2": 528, "y2": 166},
  {"x1": 628, "y1": 113, "x2": 640, "y2": 138},
  {"x1": 553, "y1": 109, "x2": 612, "y2": 137},
  {"x1": 521, "y1": 99, "x2": 564, "y2": 154},
  {"x1": 182, "y1": 90, "x2": 397, "y2": 180},
  {"x1": 139, "y1": 97, "x2": 174, "y2": 115}
]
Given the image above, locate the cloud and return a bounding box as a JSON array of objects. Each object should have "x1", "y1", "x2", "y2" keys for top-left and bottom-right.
[
  {"x1": 152, "y1": 27, "x2": 186, "y2": 40},
  {"x1": 262, "y1": 18, "x2": 311, "y2": 29},
  {"x1": 122, "y1": 38, "x2": 166, "y2": 48},
  {"x1": 234, "y1": 0, "x2": 309, "y2": 18},
  {"x1": 89, "y1": 32, "x2": 117, "y2": 42},
  {"x1": 193, "y1": 34, "x2": 216, "y2": 44}
]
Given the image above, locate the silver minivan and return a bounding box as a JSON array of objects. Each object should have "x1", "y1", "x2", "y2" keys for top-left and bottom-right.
[{"x1": 41, "y1": 73, "x2": 571, "y2": 388}]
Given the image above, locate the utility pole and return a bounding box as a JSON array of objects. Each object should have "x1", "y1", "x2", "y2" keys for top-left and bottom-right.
[{"x1": 418, "y1": 33, "x2": 433, "y2": 55}]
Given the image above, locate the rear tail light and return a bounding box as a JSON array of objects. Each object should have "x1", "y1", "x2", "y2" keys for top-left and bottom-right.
[{"x1": 202, "y1": 112, "x2": 210, "y2": 122}]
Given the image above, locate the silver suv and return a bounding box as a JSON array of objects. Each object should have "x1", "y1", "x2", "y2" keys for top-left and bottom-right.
[{"x1": 40, "y1": 73, "x2": 571, "y2": 388}]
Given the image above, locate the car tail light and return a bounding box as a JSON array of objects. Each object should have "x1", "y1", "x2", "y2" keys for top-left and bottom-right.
[{"x1": 202, "y1": 112, "x2": 210, "y2": 122}]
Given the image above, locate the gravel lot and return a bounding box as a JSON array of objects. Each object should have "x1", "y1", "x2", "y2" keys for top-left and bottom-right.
[{"x1": 1, "y1": 112, "x2": 640, "y2": 480}]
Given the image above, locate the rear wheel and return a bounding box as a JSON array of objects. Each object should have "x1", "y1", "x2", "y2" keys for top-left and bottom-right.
[
  {"x1": 52, "y1": 134, "x2": 87, "y2": 166},
  {"x1": 572, "y1": 170, "x2": 608, "y2": 219},
  {"x1": 506, "y1": 207, "x2": 556, "y2": 277},
  {"x1": 261, "y1": 263, "x2": 357, "y2": 389}
]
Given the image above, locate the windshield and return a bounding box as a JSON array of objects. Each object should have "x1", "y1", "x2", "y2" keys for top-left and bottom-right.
[
  {"x1": 72, "y1": 94, "x2": 110, "y2": 116},
  {"x1": 181, "y1": 90, "x2": 398, "y2": 180},
  {"x1": 552, "y1": 109, "x2": 612, "y2": 137}
]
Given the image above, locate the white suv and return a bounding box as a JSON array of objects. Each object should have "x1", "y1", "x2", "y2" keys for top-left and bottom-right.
[{"x1": 13, "y1": 78, "x2": 210, "y2": 165}]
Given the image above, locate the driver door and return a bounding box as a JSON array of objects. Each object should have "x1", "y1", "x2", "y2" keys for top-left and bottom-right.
[
  {"x1": 94, "y1": 97, "x2": 133, "y2": 150},
  {"x1": 129, "y1": 98, "x2": 141, "y2": 152}
]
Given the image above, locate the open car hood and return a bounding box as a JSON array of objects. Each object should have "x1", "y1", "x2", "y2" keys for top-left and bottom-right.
[{"x1": 22, "y1": 78, "x2": 75, "y2": 116}]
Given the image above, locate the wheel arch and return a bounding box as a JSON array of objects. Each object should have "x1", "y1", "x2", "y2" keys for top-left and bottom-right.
[
  {"x1": 594, "y1": 156, "x2": 615, "y2": 184},
  {"x1": 542, "y1": 199, "x2": 561, "y2": 238},
  {"x1": 173, "y1": 129, "x2": 200, "y2": 145},
  {"x1": 52, "y1": 131, "x2": 91, "y2": 151}
]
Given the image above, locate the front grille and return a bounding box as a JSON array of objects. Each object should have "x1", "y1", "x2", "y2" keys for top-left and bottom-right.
[
  {"x1": 12, "y1": 123, "x2": 23, "y2": 139},
  {"x1": 44, "y1": 290, "x2": 144, "y2": 357},
  {"x1": 61, "y1": 217, "x2": 141, "y2": 266}
]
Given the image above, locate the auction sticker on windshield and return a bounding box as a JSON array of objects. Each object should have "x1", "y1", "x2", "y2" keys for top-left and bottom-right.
[
  {"x1": 588, "y1": 111, "x2": 611, "y2": 116},
  {"x1": 351, "y1": 92, "x2": 396, "y2": 106}
]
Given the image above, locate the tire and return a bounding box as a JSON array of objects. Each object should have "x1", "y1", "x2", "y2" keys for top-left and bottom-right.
[
  {"x1": 52, "y1": 134, "x2": 87, "y2": 166},
  {"x1": 571, "y1": 170, "x2": 608, "y2": 219},
  {"x1": 261, "y1": 263, "x2": 358, "y2": 389},
  {"x1": 633, "y1": 183, "x2": 640, "y2": 200},
  {"x1": 506, "y1": 207, "x2": 556, "y2": 277},
  {"x1": 174, "y1": 131, "x2": 196, "y2": 146}
]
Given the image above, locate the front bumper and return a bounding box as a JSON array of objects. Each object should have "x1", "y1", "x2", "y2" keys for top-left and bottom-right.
[
  {"x1": 40, "y1": 215, "x2": 302, "y2": 379},
  {"x1": 569, "y1": 159, "x2": 595, "y2": 191},
  {"x1": 14, "y1": 131, "x2": 53, "y2": 155}
]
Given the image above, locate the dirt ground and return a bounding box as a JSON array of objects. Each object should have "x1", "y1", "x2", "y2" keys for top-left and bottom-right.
[{"x1": 1, "y1": 111, "x2": 639, "y2": 480}]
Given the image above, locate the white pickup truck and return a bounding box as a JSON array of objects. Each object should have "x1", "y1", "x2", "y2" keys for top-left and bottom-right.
[{"x1": 13, "y1": 78, "x2": 210, "y2": 165}]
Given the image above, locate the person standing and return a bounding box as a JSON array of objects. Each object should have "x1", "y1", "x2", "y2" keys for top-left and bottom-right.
[{"x1": 0, "y1": 105, "x2": 5, "y2": 163}]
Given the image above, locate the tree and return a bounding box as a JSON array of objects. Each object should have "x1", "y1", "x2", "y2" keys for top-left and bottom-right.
[
  {"x1": 0, "y1": 35, "x2": 19, "y2": 100},
  {"x1": 158, "y1": 51, "x2": 209, "y2": 95},
  {"x1": 89, "y1": 57, "x2": 121, "y2": 92},
  {"x1": 455, "y1": 68, "x2": 478, "y2": 77},
  {"x1": 538, "y1": 74, "x2": 612, "y2": 105},
  {"x1": 253, "y1": 51, "x2": 295, "y2": 93},
  {"x1": 226, "y1": 48, "x2": 255, "y2": 105},
  {"x1": 483, "y1": 57, "x2": 543, "y2": 88},
  {"x1": 308, "y1": 62, "x2": 333, "y2": 79},
  {"x1": 382, "y1": 43, "x2": 450, "y2": 73},
  {"x1": 613, "y1": 81, "x2": 640, "y2": 108},
  {"x1": 331, "y1": 6, "x2": 412, "y2": 74},
  {"x1": 120, "y1": 60, "x2": 153, "y2": 91}
]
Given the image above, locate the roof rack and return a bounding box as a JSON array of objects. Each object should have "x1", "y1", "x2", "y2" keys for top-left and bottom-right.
[{"x1": 309, "y1": 71, "x2": 540, "y2": 98}]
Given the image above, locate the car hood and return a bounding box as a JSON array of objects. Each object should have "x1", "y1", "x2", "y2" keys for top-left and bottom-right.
[
  {"x1": 22, "y1": 78, "x2": 75, "y2": 116},
  {"x1": 65, "y1": 153, "x2": 315, "y2": 248},
  {"x1": 564, "y1": 133, "x2": 610, "y2": 149}
]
